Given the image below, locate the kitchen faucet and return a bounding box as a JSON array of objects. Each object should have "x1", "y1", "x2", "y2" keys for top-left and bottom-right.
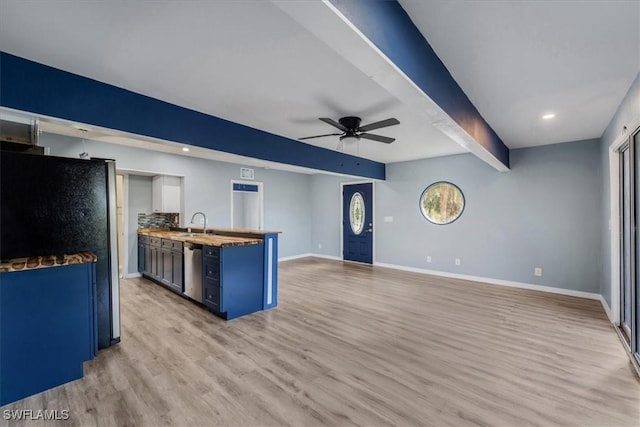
[{"x1": 190, "y1": 211, "x2": 207, "y2": 234}]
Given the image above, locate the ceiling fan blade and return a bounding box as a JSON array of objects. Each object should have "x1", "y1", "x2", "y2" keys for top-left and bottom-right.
[
  {"x1": 360, "y1": 133, "x2": 395, "y2": 144},
  {"x1": 319, "y1": 117, "x2": 348, "y2": 132},
  {"x1": 299, "y1": 132, "x2": 343, "y2": 141},
  {"x1": 358, "y1": 118, "x2": 400, "y2": 132}
]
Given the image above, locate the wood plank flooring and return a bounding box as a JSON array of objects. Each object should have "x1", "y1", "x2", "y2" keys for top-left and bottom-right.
[{"x1": 2, "y1": 258, "x2": 639, "y2": 426}]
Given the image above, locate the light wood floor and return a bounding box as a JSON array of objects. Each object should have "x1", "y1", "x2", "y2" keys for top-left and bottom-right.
[{"x1": 2, "y1": 258, "x2": 639, "y2": 427}]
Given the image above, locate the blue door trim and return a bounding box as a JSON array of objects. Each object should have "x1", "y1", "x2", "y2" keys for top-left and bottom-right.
[
  {"x1": 233, "y1": 183, "x2": 259, "y2": 192},
  {"x1": 327, "y1": 0, "x2": 509, "y2": 169},
  {"x1": 0, "y1": 52, "x2": 386, "y2": 180}
]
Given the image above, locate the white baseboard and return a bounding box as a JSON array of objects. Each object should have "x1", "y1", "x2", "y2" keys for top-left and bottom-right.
[
  {"x1": 310, "y1": 253, "x2": 343, "y2": 261},
  {"x1": 373, "y1": 262, "x2": 602, "y2": 300},
  {"x1": 279, "y1": 253, "x2": 342, "y2": 262},
  {"x1": 278, "y1": 253, "x2": 313, "y2": 262},
  {"x1": 124, "y1": 272, "x2": 142, "y2": 279},
  {"x1": 599, "y1": 295, "x2": 614, "y2": 322}
]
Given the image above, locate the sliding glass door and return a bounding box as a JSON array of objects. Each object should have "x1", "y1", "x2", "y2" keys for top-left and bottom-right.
[
  {"x1": 635, "y1": 128, "x2": 640, "y2": 356},
  {"x1": 620, "y1": 144, "x2": 632, "y2": 342},
  {"x1": 619, "y1": 127, "x2": 640, "y2": 358}
]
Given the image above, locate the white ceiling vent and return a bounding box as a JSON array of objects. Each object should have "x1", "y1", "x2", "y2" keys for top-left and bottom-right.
[{"x1": 240, "y1": 167, "x2": 254, "y2": 180}]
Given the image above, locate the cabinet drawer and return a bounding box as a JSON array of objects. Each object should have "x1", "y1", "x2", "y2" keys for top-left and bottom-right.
[
  {"x1": 203, "y1": 246, "x2": 220, "y2": 258},
  {"x1": 138, "y1": 235, "x2": 149, "y2": 244},
  {"x1": 204, "y1": 261, "x2": 220, "y2": 280},
  {"x1": 203, "y1": 282, "x2": 220, "y2": 311},
  {"x1": 149, "y1": 237, "x2": 162, "y2": 247},
  {"x1": 161, "y1": 239, "x2": 183, "y2": 252}
]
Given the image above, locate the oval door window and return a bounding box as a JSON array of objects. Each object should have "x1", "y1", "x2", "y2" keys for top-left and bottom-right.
[
  {"x1": 420, "y1": 181, "x2": 465, "y2": 225},
  {"x1": 349, "y1": 192, "x2": 365, "y2": 235}
]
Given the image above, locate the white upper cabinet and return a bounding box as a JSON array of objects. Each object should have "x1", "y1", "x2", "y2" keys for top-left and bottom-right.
[{"x1": 152, "y1": 175, "x2": 181, "y2": 213}]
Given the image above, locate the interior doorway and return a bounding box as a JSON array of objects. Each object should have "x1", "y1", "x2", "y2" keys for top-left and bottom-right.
[{"x1": 230, "y1": 180, "x2": 263, "y2": 230}]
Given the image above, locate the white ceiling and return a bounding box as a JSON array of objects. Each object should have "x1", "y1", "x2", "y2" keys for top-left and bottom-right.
[
  {"x1": 399, "y1": 0, "x2": 640, "y2": 148},
  {"x1": 0, "y1": 0, "x2": 638, "y2": 168}
]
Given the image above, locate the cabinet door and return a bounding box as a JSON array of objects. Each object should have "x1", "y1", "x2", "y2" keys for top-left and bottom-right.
[
  {"x1": 172, "y1": 251, "x2": 183, "y2": 290},
  {"x1": 137, "y1": 243, "x2": 145, "y2": 273},
  {"x1": 151, "y1": 247, "x2": 161, "y2": 279},
  {"x1": 162, "y1": 176, "x2": 181, "y2": 213},
  {"x1": 144, "y1": 245, "x2": 151, "y2": 275},
  {"x1": 152, "y1": 175, "x2": 181, "y2": 213},
  {"x1": 152, "y1": 176, "x2": 163, "y2": 213},
  {"x1": 161, "y1": 249, "x2": 172, "y2": 285}
]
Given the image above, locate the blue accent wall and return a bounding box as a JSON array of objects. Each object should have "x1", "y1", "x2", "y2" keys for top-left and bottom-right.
[
  {"x1": 328, "y1": 0, "x2": 510, "y2": 168},
  {"x1": 0, "y1": 52, "x2": 385, "y2": 180}
]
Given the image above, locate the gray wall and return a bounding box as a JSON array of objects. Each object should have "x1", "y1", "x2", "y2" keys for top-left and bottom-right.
[
  {"x1": 40, "y1": 133, "x2": 312, "y2": 262},
  {"x1": 600, "y1": 72, "x2": 640, "y2": 305},
  {"x1": 311, "y1": 140, "x2": 603, "y2": 293},
  {"x1": 40, "y1": 131, "x2": 606, "y2": 295},
  {"x1": 310, "y1": 174, "x2": 356, "y2": 257},
  {"x1": 127, "y1": 175, "x2": 153, "y2": 275}
]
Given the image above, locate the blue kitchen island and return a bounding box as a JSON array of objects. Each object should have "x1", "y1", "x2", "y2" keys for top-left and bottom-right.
[{"x1": 138, "y1": 227, "x2": 280, "y2": 320}]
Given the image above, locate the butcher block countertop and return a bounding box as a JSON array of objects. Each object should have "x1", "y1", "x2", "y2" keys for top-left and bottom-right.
[
  {"x1": 138, "y1": 229, "x2": 262, "y2": 247},
  {"x1": 187, "y1": 226, "x2": 282, "y2": 235},
  {"x1": 0, "y1": 252, "x2": 97, "y2": 273}
]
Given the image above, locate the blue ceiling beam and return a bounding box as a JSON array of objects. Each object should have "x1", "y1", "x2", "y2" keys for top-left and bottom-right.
[
  {"x1": 0, "y1": 52, "x2": 385, "y2": 179},
  {"x1": 328, "y1": 0, "x2": 510, "y2": 169}
]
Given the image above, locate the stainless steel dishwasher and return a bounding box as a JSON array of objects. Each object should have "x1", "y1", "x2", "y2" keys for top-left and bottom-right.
[{"x1": 183, "y1": 242, "x2": 203, "y2": 303}]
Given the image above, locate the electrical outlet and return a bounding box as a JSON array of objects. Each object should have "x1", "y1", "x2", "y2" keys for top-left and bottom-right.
[
  {"x1": 384, "y1": 216, "x2": 393, "y2": 222},
  {"x1": 426, "y1": 256, "x2": 432, "y2": 263},
  {"x1": 318, "y1": 243, "x2": 322, "y2": 249},
  {"x1": 534, "y1": 267, "x2": 542, "y2": 277},
  {"x1": 455, "y1": 258, "x2": 461, "y2": 266}
]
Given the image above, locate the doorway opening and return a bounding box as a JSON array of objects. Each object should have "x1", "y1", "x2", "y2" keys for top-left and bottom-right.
[{"x1": 230, "y1": 180, "x2": 263, "y2": 230}]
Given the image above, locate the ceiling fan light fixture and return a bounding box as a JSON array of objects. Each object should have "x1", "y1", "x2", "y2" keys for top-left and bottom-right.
[{"x1": 299, "y1": 116, "x2": 399, "y2": 145}]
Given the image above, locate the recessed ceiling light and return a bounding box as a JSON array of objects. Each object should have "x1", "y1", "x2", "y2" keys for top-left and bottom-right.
[
  {"x1": 182, "y1": 147, "x2": 190, "y2": 152},
  {"x1": 542, "y1": 113, "x2": 556, "y2": 120}
]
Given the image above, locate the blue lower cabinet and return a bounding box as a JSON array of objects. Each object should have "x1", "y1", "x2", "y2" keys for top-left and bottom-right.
[
  {"x1": 202, "y1": 243, "x2": 264, "y2": 320},
  {"x1": 0, "y1": 262, "x2": 97, "y2": 406}
]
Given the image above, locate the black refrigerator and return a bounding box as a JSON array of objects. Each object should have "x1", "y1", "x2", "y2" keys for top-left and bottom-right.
[{"x1": 1, "y1": 151, "x2": 120, "y2": 349}]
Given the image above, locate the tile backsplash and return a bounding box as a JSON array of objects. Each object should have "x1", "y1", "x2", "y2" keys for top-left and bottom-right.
[{"x1": 138, "y1": 212, "x2": 179, "y2": 229}]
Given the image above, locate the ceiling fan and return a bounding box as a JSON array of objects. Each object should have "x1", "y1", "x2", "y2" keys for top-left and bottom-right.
[{"x1": 299, "y1": 116, "x2": 400, "y2": 144}]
